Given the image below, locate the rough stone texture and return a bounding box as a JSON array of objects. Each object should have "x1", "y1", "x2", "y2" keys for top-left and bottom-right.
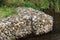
[
  {"x1": 0, "y1": 7, "x2": 53, "y2": 40},
  {"x1": 16, "y1": 7, "x2": 53, "y2": 35}
]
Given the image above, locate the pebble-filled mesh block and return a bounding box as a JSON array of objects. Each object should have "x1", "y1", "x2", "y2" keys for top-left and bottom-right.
[
  {"x1": 17, "y1": 7, "x2": 53, "y2": 35},
  {"x1": 0, "y1": 7, "x2": 53, "y2": 40}
]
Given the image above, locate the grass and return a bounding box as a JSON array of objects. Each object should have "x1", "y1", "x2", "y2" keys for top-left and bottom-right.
[
  {"x1": 0, "y1": 6, "x2": 16, "y2": 18},
  {"x1": 0, "y1": 0, "x2": 60, "y2": 19}
]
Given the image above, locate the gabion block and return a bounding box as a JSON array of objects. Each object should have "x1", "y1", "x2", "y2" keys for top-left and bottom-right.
[
  {"x1": 0, "y1": 7, "x2": 53, "y2": 40},
  {"x1": 16, "y1": 7, "x2": 53, "y2": 35},
  {"x1": 32, "y1": 11, "x2": 53, "y2": 35},
  {"x1": 0, "y1": 15, "x2": 32, "y2": 40}
]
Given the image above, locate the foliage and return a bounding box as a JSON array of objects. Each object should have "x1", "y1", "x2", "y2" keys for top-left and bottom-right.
[
  {"x1": 1, "y1": 0, "x2": 24, "y2": 7},
  {"x1": 22, "y1": 1, "x2": 36, "y2": 8},
  {"x1": 0, "y1": 0, "x2": 60, "y2": 17},
  {"x1": 0, "y1": 6, "x2": 15, "y2": 18},
  {"x1": 39, "y1": 0, "x2": 49, "y2": 9},
  {"x1": 54, "y1": 0, "x2": 60, "y2": 12},
  {"x1": 2, "y1": 0, "x2": 59, "y2": 12}
]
